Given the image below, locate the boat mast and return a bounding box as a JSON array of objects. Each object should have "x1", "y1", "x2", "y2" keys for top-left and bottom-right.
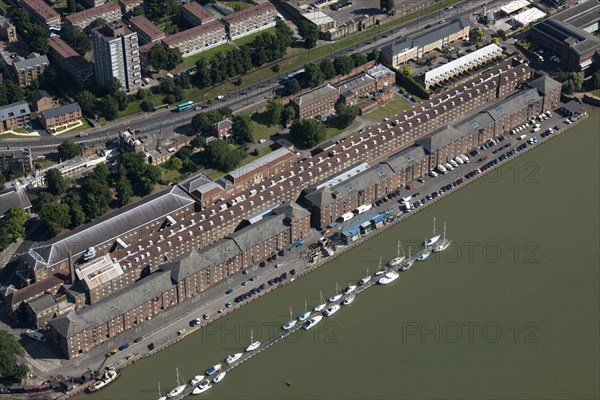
[
  {"x1": 433, "y1": 217, "x2": 436, "y2": 236},
  {"x1": 400, "y1": 240, "x2": 405, "y2": 256},
  {"x1": 443, "y1": 223, "x2": 447, "y2": 240},
  {"x1": 175, "y1": 368, "x2": 180, "y2": 386}
]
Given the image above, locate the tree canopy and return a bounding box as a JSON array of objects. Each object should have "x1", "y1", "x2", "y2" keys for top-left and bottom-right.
[
  {"x1": 61, "y1": 25, "x2": 91, "y2": 55},
  {"x1": 334, "y1": 56, "x2": 355, "y2": 76},
  {"x1": 320, "y1": 59, "x2": 336, "y2": 80},
  {"x1": 45, "y1": 168, "x2": 67, "y2": 195},
  {"x1": 334, "y1": 103, "x2": 359, "y2": 128},
  {"x1": 290, "y1": 119, "x2": 326, "y2": 148},
  {"x1": 2, "y1": 207, "x2": 27, "y2": 245},
  {"x1": 231, "y1": 115, "x2": 254, "y2": 144},
  {"x1": 304, "y1": 63, "x2": 324, "y2": 88},
  {"x1": 58, "y1": 140, "x2": 83, "y2": 160},
  {"x1": 380, "y1": 0, "x2": 394, "y2": 14},
  {"x1": 0, "y1": 331, "x2": 28, "y2": 383},
  {"x1": 146, "y1": 44, "x2": 183, "y2": 70},
  {"x1": 264, "y1": 99, "x2": 283, "y2": 127},
  {"x1": 553, "y1": 71, "x2": 583, "y2": 94},
  {"x1": 40, "y1": 203, "x2": 71, "y2": 237},
  {"x1": 203, "y1": 141, "x2": 246, "y2": 171},
  {"x1": 298, "y1": 21, "x2": 319, "y2": 49},
  {"x1": 284, "y1": 78, "x2": 301, "y2": 95}
]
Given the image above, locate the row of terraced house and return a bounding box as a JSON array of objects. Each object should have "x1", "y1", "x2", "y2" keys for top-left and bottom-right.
[{"x1": 0, "y1": 56, "x2": 563, "y2": 358}]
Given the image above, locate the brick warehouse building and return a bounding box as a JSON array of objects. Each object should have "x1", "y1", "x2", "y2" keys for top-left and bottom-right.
[
  {"x1": 46, "y1": 203, "x2": 310, "y2": 358},
  {"x1": 9, "y1": 58, "x2": 550, "y2": 357}
]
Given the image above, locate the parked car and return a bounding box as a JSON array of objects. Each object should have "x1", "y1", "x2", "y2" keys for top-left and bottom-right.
[{"x1": 225, "y1": 289, "x2": 233, "y2": 294}]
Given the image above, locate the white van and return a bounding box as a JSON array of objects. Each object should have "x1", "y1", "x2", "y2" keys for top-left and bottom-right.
[
  {"x1": 401, "y1": 196, "x2": 412, "y2": 203},
  {"x1": 518, "y1": 134, "x2": 527, "y2": 140},
  {"x1": 455, "y1": 156, "x2": 464, "y2": 165},
  {"x1": 429, "y1": 170, "x2": 438, "y2": 177}
]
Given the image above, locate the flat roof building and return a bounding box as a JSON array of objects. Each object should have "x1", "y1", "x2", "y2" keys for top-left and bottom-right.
[
  {"x1": 382, "y1": 18, "x2": 471, "y2": 68},
  {"x1": 222, "y1": 2, "x2": 277, "y2": 40},
  {"x1": 128, "y1": 15, "x2": 165, "y2": 44},
  {"x1": 182, "y1": 2, "x2": 215, "y2": 26},
  {"x1": 48, "y1": 36, "x2": 94, "y2": 83},
  {"x1": 20, "y1": 0, "x2": 61, "y2": 29},
  {"x1": 66, "y1": 1, "x2": 121, "y2": 30},
  {"x1": 92, "y1": 22, "x2": 141, "y2": 93},
  {"x1": 161, "y1": 20, "x2": 227, "y2": 57},
  {"x1": 530, "y1": 0, "x2": 600, "y2": 73}
]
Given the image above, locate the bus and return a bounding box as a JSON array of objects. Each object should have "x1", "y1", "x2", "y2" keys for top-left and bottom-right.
[
  {"x1": 177, "y1": 101, "x2": 195, "y2": 112},
  {"x1": 283, "y1": 68, "x2": 305, "y2": 81}
]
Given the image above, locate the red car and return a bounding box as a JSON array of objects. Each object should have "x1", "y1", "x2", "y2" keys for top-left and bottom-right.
[{"x1": 323, "y1": 227, "x2": 332, "y2": 234}]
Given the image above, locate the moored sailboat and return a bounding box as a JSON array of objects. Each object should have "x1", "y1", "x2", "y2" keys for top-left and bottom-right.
[
  {"x1": 424, "y1": 217, "x2": 441, "y2": 246},
  {"x1": 389, "y1": 240, "x2": 405, "y2": 266}
]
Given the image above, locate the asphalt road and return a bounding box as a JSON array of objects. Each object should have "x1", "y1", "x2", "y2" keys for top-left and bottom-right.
[{"x1": 3, "y1": 0, "x2": 501, "y2": 151}]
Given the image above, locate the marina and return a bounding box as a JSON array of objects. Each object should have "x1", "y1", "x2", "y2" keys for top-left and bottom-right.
[{"x1": 159, "y1": 237, "x2": 451, "y2": 399}]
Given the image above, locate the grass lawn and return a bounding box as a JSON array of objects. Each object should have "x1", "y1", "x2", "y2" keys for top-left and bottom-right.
[
  {"x1": 248, "y1": 112, "x2": 282, "y2": 141},
  {"x1": 120, "y1": 92, "x2": 166, "y2": 117},
  {"x1": 221, "y1": 0, "x2": 255, "y2": 11},
  {"x1": 365, "y1": 96, "x2": 412, "y2": 119},
  {"x1": 323, "y1": 126, "x2": 345, "y2": 141},
  {"x1": 233, "y1": 27, "x2": 276, "y2": 47},
  {"x1": 592, "y1": 89, "x2": 600, "y2": 97},
  {"x1": 34, "y1": 159, "x2": 57, "y2": 169},
  {"x1": 13, "y1": 128, "x2": 29, "y2": 133},
  {"x1": 0, "y1": 133, "x2": 32, "y2": 139},
  {"x1": 68, "y1": 118, "x2": 92, "y2": 133},
  {"x1": 161, "y1": 168, "x2": 182, "y2": 184},
  {"x1": 206, "y1": 169, "x2": 225, "y2": 180},
  {"x1": 175, "y1": 43, "x2": 237, "y2": 72},
  {"x1": 0, "y1": 0, "x2": 12, "y2": 11}
]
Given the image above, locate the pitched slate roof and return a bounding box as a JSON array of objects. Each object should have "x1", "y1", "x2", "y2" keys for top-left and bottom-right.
[
  {"x1": 527, "y1": 75, "x2": 563, "y2": 95},
  {"x1": 163, "y1": 240, "x2": 241, "y2": 282},
  {"x1": 23, "y1": 186, "x2": 196, "y2": 270},
  {"x1": 26, "y1": 293, "x2": 56, "y2": 313},
  {"x1": 0, "y1": 101, "x2": 31, "y2": 122},
  {"x1": 40, "y1": 103, "x2": 81, "y2": 120},
  {"x1": 230, "y1": 213, "x2": 288, "y2": 251},
  {"x1": 303, "y1": 186, "x2": 335, "y2": 209},
  {"x1": 385, "y1": 145, "x2": 427, "y2": 172},
  {"x1": 0, "y1": 188, "x2": 32, "y2": 217},
  {"x1": 417, "y1": 125, "x2": 466, "y2": 152},
  {"x1": 331, "y1": 164, "x2": 395, "y2": 200},
  {"x1": 48, "y1": 271, "x2": 173, "y2": 338}
]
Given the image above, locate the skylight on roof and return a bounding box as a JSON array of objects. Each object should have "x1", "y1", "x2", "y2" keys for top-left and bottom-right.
[
  {"x1": 376, "y1": 168, "x2": 386, "y2": 177},
  {"x1": 471, "y1": 121, "x2": 480, "y2": 129},
  {"x1": 405, "y1": 154, "x2": 414, "y2": 162},
  {"x1": 346, "y1": 185, "x2": 355, "y2": 193},
  {"x1": 495, "y1": 106, "x2": 505, "y2": 115}
]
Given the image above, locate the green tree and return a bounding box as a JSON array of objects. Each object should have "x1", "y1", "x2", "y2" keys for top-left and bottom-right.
[
  {"x1": 166, "y1": 156, "x2": 183, "y2": 171},
  {"x1": 553, "y1": 71, "x2": 583, "y2": 94},
  {"x1": 402, "y1": 65, "x2": 412, "y2": 76},
  {"x1": 115, "y1": 176, "x2": 133, "y2": 206},
  {"x1": 141, "y1": 100, "x2": 155, "y2": 112},
  {"x1": 298, "y1": 21, "x2": 319, "y2": 49},
  {"x1": 334, "y1": 103, "x2": 359, "y2": 128},
  {"x1": 76, "y1": 90, "x2": 97, "y2": 117},
  {"x1": 471, "y1": 29, "x2": 485, "y2": 43},
  {"x1": 100, "y1": 96, "x2": 120, "y2": 120},
  {"x1": 320, "y1": 59, "x2": 336, "y2": 80},
  {"x1": 89, "y1": 18, "x2": 107, "y2": 29},
  {"x1": 491, "y1": 37, "x2": 500, "y2": 45},
  {"x1": 284, "y1": 78, "x2": 301, "y2": 95},
  {"x1": 367, "y1": 48, "x2": 381, "y2": 62},
  {"x1": 334, "y1": 55, "x2": 355, "y2": 75},
  {"x1": 304, "y1": 63, "x2": 324, "y2": 88},
  {"x1": 132, "y1": 5, "x2": 145, "y2": 15},
  {"x1": 264, "y1": 99, "x2": 283, "y2": 127},
  {"x1": 204, "y1": 141, "x2": 245, "y2": 171},
  {"x1": 45, "y1": 168, "x2": 67, "y2": 195},
  {"x1": 0, "y1": 331, "x2": 28, "y2": 383},
  {"x1": 144, "y1": 0, "x2": 180, "y2": 20},
  {"x1": 351, "y1": 53, "x2": 368, "y2": 67},
  {"x1": 290, "y1": 118, "x2": 326, "y2": 147},
  {"x1": 57, "y1": 140, "x2": 83, "y2": 160},
  {"x1": 380, "y1": 0, "x2": 394, "y2": 14},
  {"x1": 231, "y1": 115, "x2": 254, "y2": 143},
  {"x1": 589, "y1": 71, "x2": 600, "y2": 90},
  {"x1": 63, "y1": 191, "x2": 86, "y2": 228},
  {"x1": 81, "y1": 164, "x2": 111, "y2": 219},
  {"x1": 61, "y1": 25, "x2": 92, "y2": 55},
  {"x1": 4, "y1": 207, "x2": 28, "y2": 243},
  {"x1": 497, "y1": 30, "x2": 507, "y2": 40},
  {"x1": 281, "y1": 105, "x2": 296, "y2": 127},
  {"x1": 146, "y1": 44, "x2": 182, "y2": 70},
  {"x1": 106, "y1": 77, "x2": 122, "y2": 96},
  {"x1": 191, "y1": 113, "x2": 212, "y2": 133},
  {"x1": 40, "y1": 203, "x2": 71, "y2": 236},
  {"x1": 191, "y1": 135, "x2": 206, "y2": 149},
  {"x1": 26, "y1": 24, "x2": 50, "y2": 54}
]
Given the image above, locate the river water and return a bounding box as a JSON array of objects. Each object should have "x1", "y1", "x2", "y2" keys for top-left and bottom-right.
[{"x1": 79, "y1": 106, "x2": 600, "y2": 400}]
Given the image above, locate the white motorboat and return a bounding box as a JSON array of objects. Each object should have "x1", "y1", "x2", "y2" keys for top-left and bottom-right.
[
  {"x1": 192, "y1": 382, "x2": 212, "y2": 395},
  {"x1": 388, "y1": 240, "x2": 405, "y2": 266},
  {"x1": 328, "y1": 283, "x2": 342, "y2": 302},
  {"x1": 226, "y1": 353, "x2": 243, "y2": 365},
  {"x1": 433, "y1": 223, "x2": 451, "y2": 252},
  {"x1": 298, "y1": 300, "x2": 310, "y2": 321},
  {"x1": 417, "y1": 249, "x2": 432, "y2": 261},
  {"x1": 378, "y1": 270, "x2": 399, "y2": 284},
  {"x1": 342, "y1": 294, "x2": 355, "y2": 305},
  {"x1": 282, "y1": 307, "x2": 297, "y2": 330},
  {"x1": 212, "y1": 372, "x2": 226, "y2": 384},
  {"x1": 166, "y1": 368, "x2": 186, "y2": 398},
  {"x1": 342, "y1": 283, "x2": 356, "y2": 295},
  {"x1": 246, "y1": 330, "x2": 260, "y2": 352},
  {"x1": 375, "y1": 256, "x2": 386, "y2": 275},
  {"x1": 206, "y1": 364, "x2": 221, "y2": 376},
  {"x1": 323, "y1": 304, "x2": 340, "y2": 317},
  {"x1": 190, "y1": 375, "x2": 205, "y2": 386},
  {"x1": 302, "y1": 315, "x2": 323, "y2": 330},
  {"x1": 87, "y1": 370, "x2": 121, "y2": 393},
  {"x1": 424, "y1": 218, "x2": 441, "y2": 246},
  {"x1": 313, "y1": 291, "x2": 326, "y2": 312}
]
